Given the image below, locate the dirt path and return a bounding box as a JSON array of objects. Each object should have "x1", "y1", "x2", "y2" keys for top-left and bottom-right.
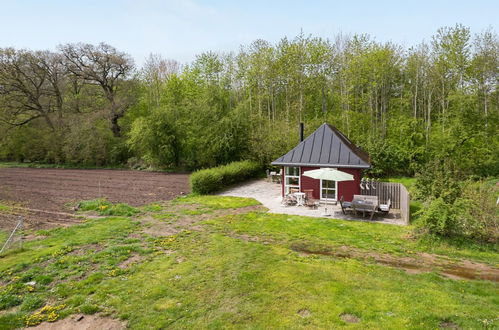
[{"x1": 0, "y1": 168, "x2": 189, "y2": 230}]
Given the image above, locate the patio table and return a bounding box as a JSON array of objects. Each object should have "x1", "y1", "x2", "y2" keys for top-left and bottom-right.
[
  {"x1": 293, "y1": 192, "x2": 306, "y2": 206},
  {"x1": 352, "y1": 195, "x2": 379, "y2": 220}
]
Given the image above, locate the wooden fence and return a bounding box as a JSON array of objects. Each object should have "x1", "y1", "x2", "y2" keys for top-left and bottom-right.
[{"x1": 360, "y1": 181, "x2": 410, "y2": 224}]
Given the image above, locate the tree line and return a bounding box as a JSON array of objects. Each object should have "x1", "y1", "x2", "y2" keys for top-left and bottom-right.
[{"x1": 0, "y1": 24, "x2": 497, "y2": 178}]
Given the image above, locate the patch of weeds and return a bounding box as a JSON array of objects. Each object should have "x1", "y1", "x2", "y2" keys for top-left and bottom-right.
[
  {"x1": 34, "y1": 275, "x2": 53, "y2": 286},
  {"x1": 174, "y1": 195, "x2": 260, "y2": 210},
  {"x1": 79, "y1": 199, "x2": 139, "y2": 216},
  {"x1": 25, "y1": 304, "x2": 66, "y2": 326},
  {"x1": 152, "y1": 298, "x2": 178, "y2": 311},
  {"x1": 20, "y1": 295, "x2": 44, "y2": 312},
  {"x1": 0, "y1": 294, "x2": 22, "y2": 310},
  {"x1": 65, "y1": 295, "x2": 86, "y2": 308},
  {"x1": 0, "y1": 203, "x2": 12, "y2": 212},
  {"x1": 142, "y1": 203, "x2": 164, "y2": 212},
  {"x1": 152, "y1": 213, "x2": 178, "y2": 221},
  {"x1": 180, "y1": 208, "x2": 212, "y2": 216},
  {"x1": 80, "y1": 304, "x2": 100, "y2": 315},
  {"x1": 0, "y1": 312, "x2": 25, "y2": 329}
]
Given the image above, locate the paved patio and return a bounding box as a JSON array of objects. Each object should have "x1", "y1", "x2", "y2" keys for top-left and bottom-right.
[{"x1": 218, "y1": 179, "x2": 405, "y2": 225}]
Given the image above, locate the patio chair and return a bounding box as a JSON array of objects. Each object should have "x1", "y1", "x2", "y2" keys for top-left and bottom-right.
[
  {"x1": 303, "y1": 189, "x2": 319, "y2": 209},
  {"x1": 379, "y1": 199, "x2": 391, "y2": 213},
  {"x1": 339, "y1": 195, "x2": 352, "y2": 215},
  {"x1": 281, "y1": 194, "x2": 297, "y2": 207}
]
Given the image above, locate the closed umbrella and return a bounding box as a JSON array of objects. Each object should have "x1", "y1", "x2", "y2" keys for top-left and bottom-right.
[{"x1": 303, "y1": 168, "x2": 354, "y2": 216}]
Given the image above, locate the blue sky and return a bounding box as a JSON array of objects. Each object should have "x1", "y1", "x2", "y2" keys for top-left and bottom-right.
[{"x1": 0, "y1": 0, "x2": 497, "y2": 65}]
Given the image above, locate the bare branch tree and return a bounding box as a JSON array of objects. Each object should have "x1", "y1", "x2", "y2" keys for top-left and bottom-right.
[
  {"x1": 0, "y1": 48, "x2": 65, "y2": 129},
  {"x1": 59, "y1": 43, "x2": 135, "y2": 137}
]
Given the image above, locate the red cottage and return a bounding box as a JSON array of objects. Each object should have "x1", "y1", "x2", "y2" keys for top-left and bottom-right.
[{"x1": 271, "y1": 123, "x2": 371, "y2": 202}]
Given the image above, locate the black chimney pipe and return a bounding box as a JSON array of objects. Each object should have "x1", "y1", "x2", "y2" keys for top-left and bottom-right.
[{"x1": 299, "y1": 123, "x2": 304, "y2": 142}]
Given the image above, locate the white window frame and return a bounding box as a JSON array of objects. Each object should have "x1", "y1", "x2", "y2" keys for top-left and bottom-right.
[
  {"x1": 320, "y1": 179, "x2": 338, "y2": 201},
  {"x1": 284, "y1": 166, "x2": 300, "y2": 195},
  {"x1": 320, "y1": 167, "x2": 338, "y2": 201}
]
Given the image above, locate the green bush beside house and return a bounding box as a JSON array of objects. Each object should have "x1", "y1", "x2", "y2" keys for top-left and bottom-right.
[{"x1": 190, "y1": 160, "x2": 263, "y2": 194}]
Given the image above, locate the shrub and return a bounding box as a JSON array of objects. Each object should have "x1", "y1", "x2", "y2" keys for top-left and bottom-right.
[
  {"x1": 190, "y1": 160, "x2": 263, "y2": 194},
  {"x1": 416, "y1": 198, "x2": 459, "y2": 237},
  {"x1": 416, "y1": 181, "x2": 499, "y2": 242}
]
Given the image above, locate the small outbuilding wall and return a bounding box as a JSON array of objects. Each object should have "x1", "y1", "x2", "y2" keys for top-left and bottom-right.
[
  {"x1": 280, "y1": 166, "x2": 362, "y2": 202},
  {"x1": 337, "y1": 168, "x2": 362, "y2": 201}
]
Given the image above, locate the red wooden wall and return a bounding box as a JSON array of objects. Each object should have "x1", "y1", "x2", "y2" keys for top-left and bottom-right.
[
  {"x1": 300, "y1": 166, "x2": 321, "y2": 199},
  {"x1": 280, "y1": 166, "x2": 362, "y2": 202},
  {"x1": 337, "y1": 168, "x2": 362, "y2": 202}
]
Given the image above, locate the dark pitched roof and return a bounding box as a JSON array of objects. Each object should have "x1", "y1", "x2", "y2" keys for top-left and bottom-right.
[{"x1": 271, "y1": 123, "x2": 371, "y2": 168}]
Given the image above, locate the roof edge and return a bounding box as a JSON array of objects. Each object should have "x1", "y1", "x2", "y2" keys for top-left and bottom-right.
[{"x1": 271, "y1": 161, "x2": 371, "y2": 169}]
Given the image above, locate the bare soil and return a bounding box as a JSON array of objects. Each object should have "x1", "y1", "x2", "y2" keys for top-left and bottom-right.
[
  {"x1": 340, "y1": 313, "x2": 361, "y2": 323},
  {"x1": 31, "y1": 314, "x2": 125, "y2": 330},
  {"x1": 0, "y1": 168, "x2": 189, "y2": 230}
]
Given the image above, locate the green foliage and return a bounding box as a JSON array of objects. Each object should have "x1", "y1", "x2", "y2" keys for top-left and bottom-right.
[
  {"x1": 80, "y1": 304, "x2": 100, "y2": 315},
  {"x1": 1, "y1": 26, "x2": 496, "y2": 178},
  {"x1": 127, "y1": 109, "x2": 180, "y2": 168},
  {"x1": 415, "y1": 174, "x2": 498, "y2": 242},
  {"x1": 416, "y1": 198, "x2": 460, "y2": 237},
  {"x1": 0, "y1": 294, "x2": 22, "y2": 310},
  {"x1": 190, "y1": 160, "x2": 263, "y2": 194},
  {"x1": 63, "y1": 119, "x2": 128, "y2": 166},
  {"x1": 78, "y1": 199, "x2": 139, "y2": 216},
  {"x1": 20, "y1": 296, "x2": 44, "y2": 312},
  {"x1": 0, "y1": 313, "x2": 24, "y2": 329},
  {"x1": 414, "y1": 160, "x2": 464, "y2": 203}
]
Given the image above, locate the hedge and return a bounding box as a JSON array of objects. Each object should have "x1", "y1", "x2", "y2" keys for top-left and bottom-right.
[{"x1": 190, "y1": 160, "x2": 263, "y2": 194}]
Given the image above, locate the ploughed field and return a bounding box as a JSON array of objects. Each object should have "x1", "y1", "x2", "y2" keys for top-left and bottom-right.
[{"x1": 0, "y1": 168, "x2": 190, "y2": 230}]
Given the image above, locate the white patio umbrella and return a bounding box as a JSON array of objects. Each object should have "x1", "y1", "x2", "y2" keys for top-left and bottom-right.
[
  {"x1": 302, "y1": 168, "x2": 354, "y2": 181},
  {"x1": 302, "y1": 168, "x2": 354, "y2": 216}
]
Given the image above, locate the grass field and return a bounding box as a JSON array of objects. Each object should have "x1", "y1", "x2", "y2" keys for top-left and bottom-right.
[{"x1": 0, "y1": 195, "x2": 497, "y2": 329}]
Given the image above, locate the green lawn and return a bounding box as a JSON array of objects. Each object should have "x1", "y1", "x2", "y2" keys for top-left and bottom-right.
[{"x1": 0, "y1": 196, "x2": 497, "y2": 329}]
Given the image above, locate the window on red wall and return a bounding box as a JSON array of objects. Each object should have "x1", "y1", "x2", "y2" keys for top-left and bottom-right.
[
  {"x1": 321, "y1": 179, "x2": 337, "y2": 200},
  {"x1": 284, "y1": 166, "x2": 300, "y2": 194}
]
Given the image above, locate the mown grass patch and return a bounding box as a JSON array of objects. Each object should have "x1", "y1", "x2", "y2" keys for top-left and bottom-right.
[
  {"x1": 204, "y1": 212, "x2": 499, "y2": 264},
  {"x1": 0, "y1": 195, "x2": 497, "y2": 329},
  {"x1": 81, "y1": 232, "x2": 498, "y2": 329},
  {"x1": 78, "y1": 199, "x2": 139, "y2": 217},
  {"x1": 175, "y1": 195, "x2": 260, "y2": 210}
]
